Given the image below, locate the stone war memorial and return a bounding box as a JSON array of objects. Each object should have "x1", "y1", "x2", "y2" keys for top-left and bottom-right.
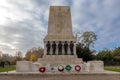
[
  {"x1": 1, "y1": 6, "x2": 119, "y2": 80},
  {"x1": 17, "y1": 6, "x2": 104, "y2": 73}
]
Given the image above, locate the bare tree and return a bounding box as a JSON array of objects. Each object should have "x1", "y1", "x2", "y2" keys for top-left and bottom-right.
[
  {"x1": 16, "y1": 51, "x2": 22, "y2": 61},
  {"x1": 25, "y1": 47, "x2": 44, "y2": 61},
  {"x1": 76, "y1": 31, "x2": 97, "y2": 48}
]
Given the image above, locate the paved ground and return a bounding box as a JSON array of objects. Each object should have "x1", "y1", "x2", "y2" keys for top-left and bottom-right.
[
  {"x1": 0, "y1": 71, "x2": 120, "y2": 80},
  {"x1": 5, "y1": 70, "x2": 120, "y2": 73}
]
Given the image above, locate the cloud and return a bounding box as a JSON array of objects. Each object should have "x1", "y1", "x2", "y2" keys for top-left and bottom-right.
[
  {"x1": 71, "y1": 0, "x2": 120, "y2": 51},
  {"x1": 0, "y1": 0, "x2": 120, "y2": 55},
  {"x1": 0, "y1": 0, "x2": 48, "y2": 55}
]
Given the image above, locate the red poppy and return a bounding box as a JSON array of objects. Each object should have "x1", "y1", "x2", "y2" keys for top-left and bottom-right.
[
  {"x1": 75, "y1": 65, "x2": 81, "y2": 72},
  {"x1": 39, "y1": 67, "x2": 46, "y2": 73},
  {"x1": 58, "y1": 65, "x2": 64, "y2": 72}
]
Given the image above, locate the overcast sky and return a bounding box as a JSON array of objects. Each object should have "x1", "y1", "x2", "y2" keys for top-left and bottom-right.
[{"x1": 0, "y1": 0, "x2": 120, "y2": 56}]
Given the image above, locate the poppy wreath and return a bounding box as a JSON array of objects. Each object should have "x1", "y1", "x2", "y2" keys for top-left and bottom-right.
[
  {"x1": 58, "y1": 65, "x2": 64, "y2": 72},
  {"x1": 65, "y1": 65, "x2": 72, "y2": 72},
  {"x1": 39, "y1": 67, "x2": 46, "y2": 73},
  {"x1": 50, "y1": 66, "x2": 55, "y2": 72},
  {"x1": 51, "y1": 67, "x2": 54, "y2": 71},
  {"x1": 75, "y1": 65, "x2": 81, "y2": 72}
]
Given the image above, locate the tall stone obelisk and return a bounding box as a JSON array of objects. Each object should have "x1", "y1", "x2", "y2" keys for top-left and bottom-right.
[{"x1": 44, "y1": 6, "x2": 76, "y2": 55}]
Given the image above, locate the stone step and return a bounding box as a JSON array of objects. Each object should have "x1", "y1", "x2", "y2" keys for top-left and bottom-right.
[{"x1": 37, "y1": 55, "x2": 83, "y2": 65}]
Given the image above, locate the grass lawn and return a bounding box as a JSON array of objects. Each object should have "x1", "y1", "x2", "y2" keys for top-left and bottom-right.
[
  {"x1": 104, "y1": 66, "x2": 120, "y2": 72},
  {"x1": 0, "y1": 66, "x2": 16, "y2": 72}
]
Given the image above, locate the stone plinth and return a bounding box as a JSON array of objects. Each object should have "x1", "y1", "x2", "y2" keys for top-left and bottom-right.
[
  {"x1": 16, "y1": 61, "x2": 32, "y2": 72},
  {"x1": 38, "y1": 55, "x2": 83, "y2": 65},
  {"x1": 88, "y1": 61, "x2": 104, "y2": 72},
  {"x1": 16, "y1": 60, "x2": 104, "y2": 73}
]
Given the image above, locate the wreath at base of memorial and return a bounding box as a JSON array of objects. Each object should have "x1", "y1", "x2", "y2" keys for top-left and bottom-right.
[
  {"x1": 39, "y1": 67, "x2": 46, "y2": 73},
  {"x1": 58, "y1": 65, "x2": 64, "y2": 72},
  {"x1": 75, "y1": 65, "x2": 81, "y2": 72}
]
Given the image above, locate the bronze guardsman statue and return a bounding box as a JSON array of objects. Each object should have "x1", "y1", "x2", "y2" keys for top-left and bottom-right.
[
  {"x1": 70, "y1": 41, "x2": 74, "y2": 55},
  {"x1": 58, "y1": 41, "x2": 62, "y2": 55},
  {"x1": 64, "y1": 41, "x2": 68, "y2": 55},
  {"x1": 46, "y1": 41, "x2": 51, "y2": 55},
  {"x1": 52, "y1": 41, "x2": 56, "y2": 55}
]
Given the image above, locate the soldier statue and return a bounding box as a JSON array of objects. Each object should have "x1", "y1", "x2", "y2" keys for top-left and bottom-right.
[
  {"x1": 70, "y1": 41, "x2": 74, "y2": 55},
  {"x1": 52, "y1": 41, "x2": 56, "y2": 55},
  {"x1": 58, "y1": 41, "x2": 62, "y2": 55},
  {"x1": 64, "y1": 41, "x2": 68, "y2": 55},
  {"x1": 46, "y1": 41, "x2": 51, "y2": 55}
]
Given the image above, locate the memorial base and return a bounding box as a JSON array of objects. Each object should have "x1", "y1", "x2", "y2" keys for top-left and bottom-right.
[{"x1": 16, "y1": 55, "x2": 104, "y2": 73}]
